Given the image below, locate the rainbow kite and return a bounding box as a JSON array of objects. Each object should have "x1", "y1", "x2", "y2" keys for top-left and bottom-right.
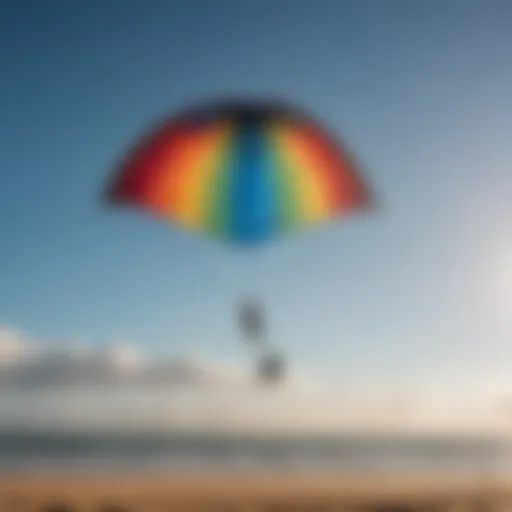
[{"x1": 106, "y1": 99, "x2": 373, "y2": 244}]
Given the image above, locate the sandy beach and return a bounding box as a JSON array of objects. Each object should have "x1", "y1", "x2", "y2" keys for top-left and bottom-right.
[{"x1": 0, "y1": 473, "x2": 511, "y2": 511}]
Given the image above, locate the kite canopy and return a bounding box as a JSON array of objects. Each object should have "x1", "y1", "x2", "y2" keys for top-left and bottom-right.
[{"x1": 106, "y1": 98, "x2": 373, "y2": 245}]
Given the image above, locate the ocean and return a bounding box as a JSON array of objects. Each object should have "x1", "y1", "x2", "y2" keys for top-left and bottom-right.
[{"x1": 0, "y1": 431, "x2": 508, "y2": 475}]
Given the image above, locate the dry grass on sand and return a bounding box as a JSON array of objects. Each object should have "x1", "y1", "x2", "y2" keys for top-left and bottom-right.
[{"x1": 0, "y1": 473, "x2": 512, "y2": 511}]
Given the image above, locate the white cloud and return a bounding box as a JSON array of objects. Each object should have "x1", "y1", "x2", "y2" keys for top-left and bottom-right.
[
  {"x1": 0, "y1": 327, "x2": 248, "y2": 389},
  {"x1": 0, "y1": 326, "x2": 32, "y2": 366},
  {"x1": 0, "y1": 325, "x2": 508, "y2": 436}
]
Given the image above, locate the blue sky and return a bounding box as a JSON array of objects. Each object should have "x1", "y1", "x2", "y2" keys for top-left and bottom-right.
[{"x1": 2, "y1": 0, "x2": 512, "y2": 391}]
